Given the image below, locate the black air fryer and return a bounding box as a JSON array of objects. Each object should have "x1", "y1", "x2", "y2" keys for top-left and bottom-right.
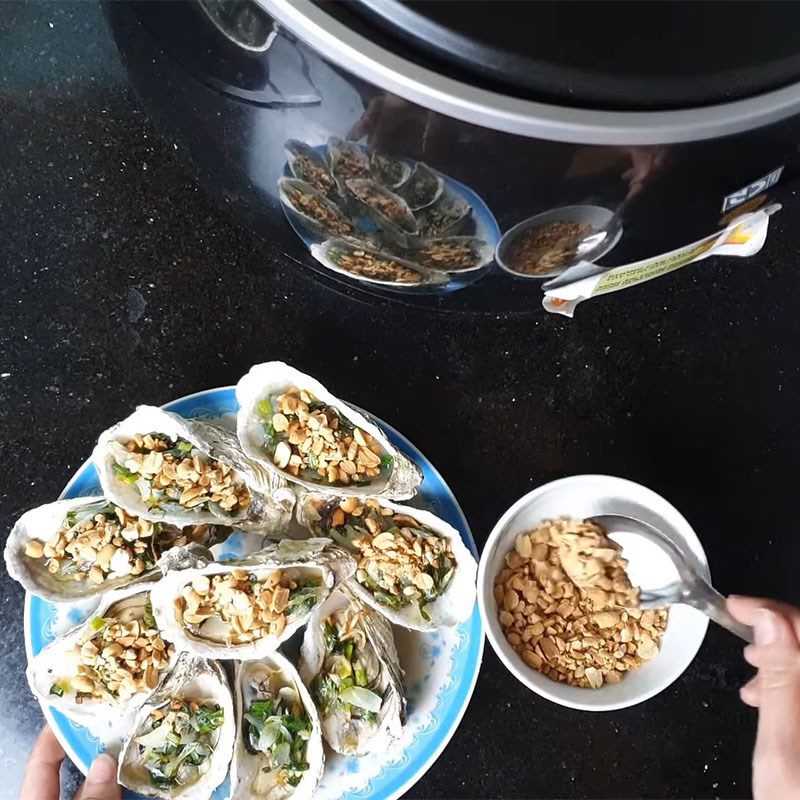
[{"x1": 104, "y1": 0, "x2": 800, "y2": 309}]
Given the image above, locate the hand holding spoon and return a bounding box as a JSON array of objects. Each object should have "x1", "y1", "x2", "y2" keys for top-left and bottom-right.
[{"x1": 592, "y1": 513, "x2": 753, "y2": 642}]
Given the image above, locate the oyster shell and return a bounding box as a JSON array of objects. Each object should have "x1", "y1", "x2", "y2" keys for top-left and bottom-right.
[
  {"x1": 397, "y1": 163, "x2": 443, "y2": 211},
  {"x1": 417, "y1": 187, "x2": 474, "y2": 238},
  {"x1": 5, "y1": 495, "x2": 232, "y2": 602},
  {"x1": 327, "y1": 137, "x2": 370, "y2": 188},
  {"x1": 284, "y1": 140, "x2": 340, "y2": 202},
  {"x1": 27, "y1": 585, "x2": 178, "y2": 725},
  {"x1": 298, "y1": 495, "x2": 477, "y2": 631},
  {"x1": 118, "y1": 656, "x2": 235, "y2": 800},
  {"x1": 311, "y1": 239, "x2": 448, "y2": 289},
  {"x1": 93, "y1": 405, "x2": 294, "y2": 530},
  {"x1": 149, "y1": 539, "x2": 355, "y2": 660},
  {"x1": 345, "y1": 178, "x2": 418, "y2": 248},
  {"x1": 279, "y1": 177, "x2": 355, "y2": 240},
  {"x1": 299, "y1": 588, "x2": 405, "y2": 756},
  {"x1": 235, "y1": 361, "x2": 422, "y2": 499},
  {"x1": 230, "y1": 652, "x2": 324, "y2": 800},
  {"x1": 406, "y1": 236, "x2": 494, "y2": 274},
  {"x1": 370, "y1": 154, "x2": 411, "y2": 190}
]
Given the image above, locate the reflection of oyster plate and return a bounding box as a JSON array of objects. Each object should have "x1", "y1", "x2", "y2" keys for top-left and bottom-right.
[
  {"x1": 278, "y1": 142, "x2": 500, "y2": 294},
  {"x1": 311, "y1": 239, "x2": 449, "y2": 291},
  {"x1": 370, "y1": 154, "x2": 412, "y2": 190},
  {"x1": 398, "y1": 163, "x2": 444, "y2": 212},
  {"x1": 417, "y1": 187, "x2": 474, "y2": 238},
  {"x1": 402, "y1": 236, "x2": 495, "y2": 275},
  {"x1": 25, "y1": 387, "x2": 483, "y2": 800},
  {"x1": 278, "y1": 177, "x2": 355, "y2": 241},
  {"x1": 285, "y1": 139, "x2": 340, "y2": 202}
]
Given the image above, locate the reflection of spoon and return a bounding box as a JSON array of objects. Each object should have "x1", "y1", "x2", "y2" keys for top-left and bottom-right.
[
  {"x1": 573, "y1": 196, "x2": 631, "y2": 263},
  {"x1": 592, "y1": 513, "x2": 753, "y2": 642}
]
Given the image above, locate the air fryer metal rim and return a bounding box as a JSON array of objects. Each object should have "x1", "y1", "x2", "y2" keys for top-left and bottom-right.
[{"x1": 260, "y1": 0, "x2": 800, "y2": 145}]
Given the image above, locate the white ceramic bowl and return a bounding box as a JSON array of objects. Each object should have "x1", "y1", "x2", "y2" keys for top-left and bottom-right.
[{"x1": 478, "y1": 475, "x2": 709, "y2": 711}]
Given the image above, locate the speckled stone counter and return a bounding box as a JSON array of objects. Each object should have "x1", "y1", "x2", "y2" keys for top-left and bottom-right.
[{"x1": 3, "y1": 3, "x2": 800, "y2": 798}]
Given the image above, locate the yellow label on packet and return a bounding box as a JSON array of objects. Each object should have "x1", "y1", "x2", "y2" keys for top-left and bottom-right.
[{"x1": 543, "y1": 206, "x2": 778, "y2": 317}]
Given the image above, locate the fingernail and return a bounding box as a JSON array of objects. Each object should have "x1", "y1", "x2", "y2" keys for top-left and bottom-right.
[
  {"x1": 755, "y1": 609, "x2": 780, "y2": 645},
  {"x1": 86, "y1": 752, "x2": 117, "y2": 783}
]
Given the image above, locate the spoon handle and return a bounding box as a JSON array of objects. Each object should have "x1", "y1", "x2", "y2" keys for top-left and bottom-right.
[{"x1": 687, "y1": 583, "x2": 754, "y2": 643}]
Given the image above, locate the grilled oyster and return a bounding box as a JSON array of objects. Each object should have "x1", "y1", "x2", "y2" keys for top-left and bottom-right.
[
  {"x1": 370, "y1": 154, "x2": 411, "y2": 190},
  {"x1": 407, "y1": 236, "x2": 494, "y2": 274},
  {"x1": 345, "y1": 178, "x2": 418, "y2": 248},
  {"x1": 299, "y1": 496, "x2": 477, "y2": 630},
  {"x1": 327, "y1": 137, "x2": 370, "y2": 187},
  {"x1": 417, "y1": 187, "x2": 474, "y2": 238},
  {"x1": 5, "y1": 495, "x2": 232, "y2": 602},
  {"x1": 27, "y1": 585, "x2": 177, "y2": 725},
  {"x1": 149, "y1": 539, "x2": 354, "y2": 660},
  {"x1": 397, "y1": 163, "x2": 443, "y2": 211},
  {"x1": 285, "y1": 140, "x2": 339, "y2": 202},
  {"x1": 93, "y1": 405, "x2": 294, "y2": 531},
  {"x1": 230, "y1": 653, "x2": 323, "y2": 800},
  {"x1": 311, "y1": 239, "x2": 448, "y2": 289},
  {"x1": 235, "y1": 361, "x2": 422, "y2": 499},
  {"x1": 279, "y1": 177, "x2": 354, "y2": 240},
  {"x1": 299, "y1": 588, "x2": 405, "y2": 756},
  {"x1": 118, "y1": 656, "x2": 235, "y2": 800}
]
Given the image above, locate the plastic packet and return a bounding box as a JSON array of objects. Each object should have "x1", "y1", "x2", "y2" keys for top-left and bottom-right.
[{"x1": 542, "y1": 204, "x2": 780, "y2": 317}]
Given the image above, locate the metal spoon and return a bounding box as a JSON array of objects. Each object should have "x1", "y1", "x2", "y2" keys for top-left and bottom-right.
[
  {"x1": 574, "y1": 196, "x2": 629, "y2": 261},
  {"x1": 592, "y1": 513, "x2": 753, "y2": 642}
]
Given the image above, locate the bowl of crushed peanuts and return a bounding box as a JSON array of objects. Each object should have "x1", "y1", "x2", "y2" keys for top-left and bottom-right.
[{"x1": 478, "y1": 475, "x2": 709, "y2": 710}]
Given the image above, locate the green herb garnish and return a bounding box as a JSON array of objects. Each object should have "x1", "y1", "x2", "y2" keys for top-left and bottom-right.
[
  {"x1": 112, "y1": 463, "x2": 139, "y2": 484},
  {"x1": 249, "y1": 699, "x2": 275, "y2": 719},
  {"x1": 196, "y1": 706, "x2": 225, "y2": 734},
  {"x1": 256, "y1": 399, "x2": 273, "y2": 419},
  {"x1": 143, "y1": 599, "x2": 157, "y2": 631}
]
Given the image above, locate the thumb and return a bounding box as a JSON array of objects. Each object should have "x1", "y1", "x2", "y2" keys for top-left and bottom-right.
[
  {"x1": 753, "y1": 609, "x2": 800, "y2": 753},
  {"x1": 78, "y1": 753, "x2": 121, "y2": 800}
]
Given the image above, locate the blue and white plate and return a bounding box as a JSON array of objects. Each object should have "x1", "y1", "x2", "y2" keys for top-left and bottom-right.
[{"x1": 24, "y1": 387, "x2": 483, "y2": 800}]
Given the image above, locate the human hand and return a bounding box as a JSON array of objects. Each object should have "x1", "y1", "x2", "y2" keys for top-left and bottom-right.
[
  {"x1": 347, "y1": 94, "x2": 434, "y2": 156},
  {"x1": 620, "y1": 145, "x2": 666, "y2": 198},
  {"x1": 20, "y1": 724, "x2": 121, "y2": 800},
  {"x1": 728, "y1": 595, "x2": 800, "y2": 800}
]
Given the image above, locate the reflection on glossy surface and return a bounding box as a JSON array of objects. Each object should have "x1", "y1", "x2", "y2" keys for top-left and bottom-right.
[
  {"x1": 277, "y1": 136, "x2": 499, "y2": 293},
  {"x1": 106, "y1": 0, "x2": 800, "y2": 309},
  {"x1": 496, "y1": 206, "x2": 623, "y2": 280}
]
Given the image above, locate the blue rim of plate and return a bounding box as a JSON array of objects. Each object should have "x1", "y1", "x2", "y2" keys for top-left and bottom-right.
[{"x1": 24, "y1": 386, "x2": 484, "y2": 800}]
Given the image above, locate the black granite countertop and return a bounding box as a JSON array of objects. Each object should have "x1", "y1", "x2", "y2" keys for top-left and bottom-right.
[{"x1": 3, "y1": 3, "x2": 800, "y2": 799}]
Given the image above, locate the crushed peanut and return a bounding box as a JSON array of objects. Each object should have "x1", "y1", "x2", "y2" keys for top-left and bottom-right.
[
  {"x1": 286, "y1": 184, "x2": 353, "y2": 236},
  {"x1": 173, "y1": 568, "x2": 323, "y2": 646},
  {"x1": 347, "y1": 182, "x2": 409, "y2": 224},
  {"x1": 504, "y1": 221, "x2": 591, "y2": 276},
  {"x1": 332, "y1": 248, "x2": 423, "y2": 285},
  {"x1": 494, "y1": 518, "x2": 668, "y2": 689},
  {"x1": 292, "y1": 154, "x2": 338, "y2": 198},
  {"x1": 415, "y1": 241, "x2": 478, "y2": 271},
  {"x1": 330, "y1": 145, "x2": 370, "y2": 182},
  {"x1": 257, "y1": 386, "x2": 392, "y2": 485},
  {"x1": 24, "y1": 502, "x2": 217, "y2": 585},
  {"x1": 112, "y1": 433, "x2": 250, "y2": 516},
  {"x1": 319, "y1": 497, "x2": 455, "y2": 618},
  {"x1": 51, "y1": 603, "x2": 174, "y2": 703}
]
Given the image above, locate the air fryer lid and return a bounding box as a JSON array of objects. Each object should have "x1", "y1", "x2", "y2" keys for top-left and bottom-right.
[{"x1": 330, "y1": 0, "x2": 800, "y2": 111}]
